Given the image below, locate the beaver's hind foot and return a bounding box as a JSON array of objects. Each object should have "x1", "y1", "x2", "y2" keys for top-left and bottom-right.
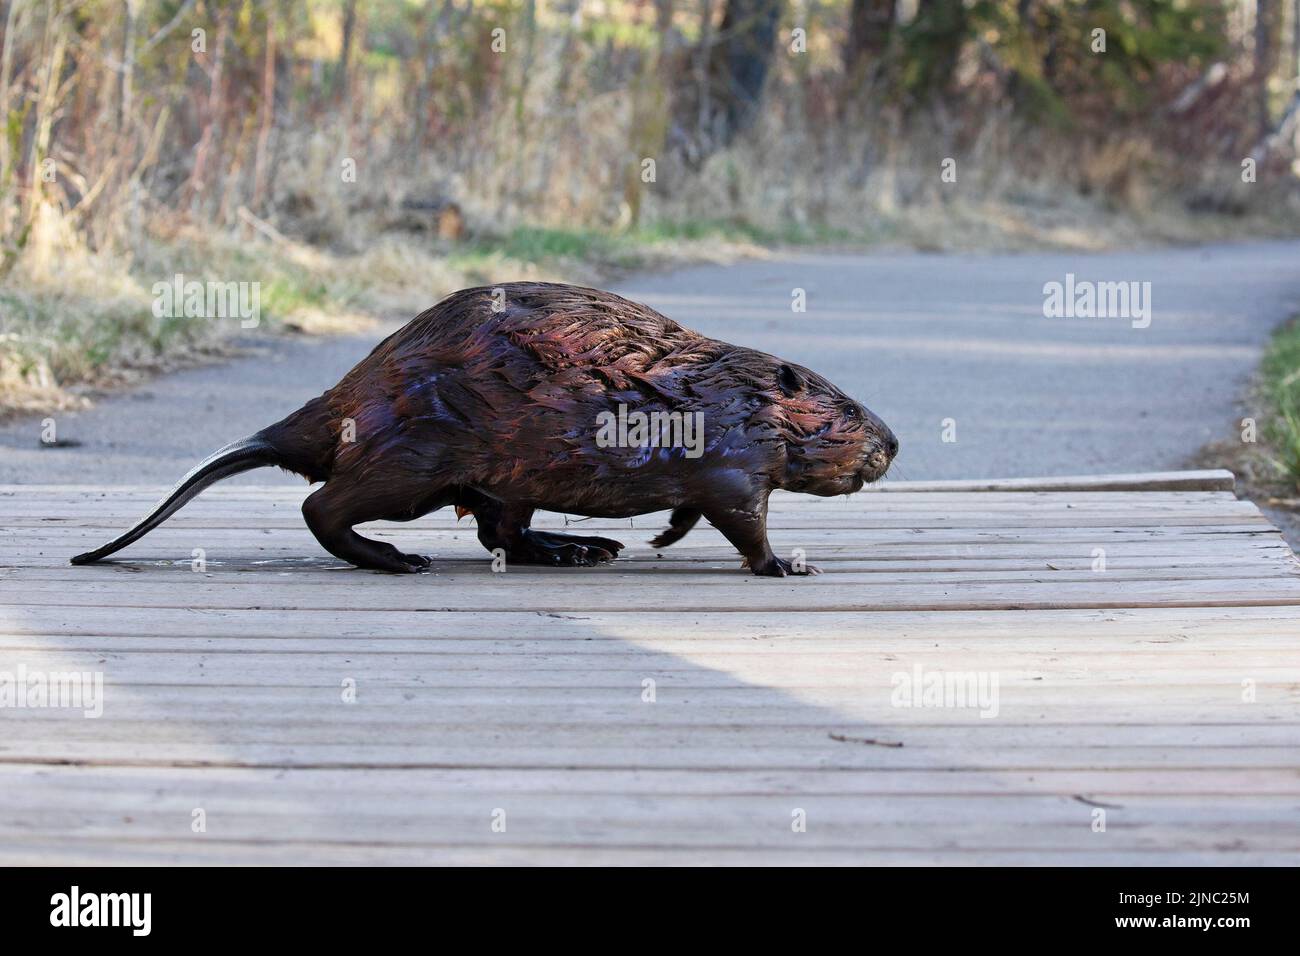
[
  {"x1": 302, "y1": 484, "x2": 433, "y2": 574},
  {"x1": 463, "y1": 494, "x2": 624, "y2": 568},
  {"x1": 505, "y1": 529, "x2": 624, "y2": 567}
]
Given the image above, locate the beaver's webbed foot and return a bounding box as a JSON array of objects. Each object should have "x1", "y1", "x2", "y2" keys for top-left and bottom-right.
[
  {"x1": 746, "y1": 554, "x2": 822, "y2": 577},
  {"x1": 505, "y1": 529, "x2": 624, "y2": 567},
  {"x1": 335, "y1": 537, "x2": 431, "y2": 574},
  {"x1": 533, "y1": 529, "x2": 625, "y2": 557},
  {"x1": 463, "y1": 494, "x2": 624, "y2": 567}
]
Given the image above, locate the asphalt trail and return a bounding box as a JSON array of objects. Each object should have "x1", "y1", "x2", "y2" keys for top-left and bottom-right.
[{"x1": 4, "y1": 240, "x2": 1299, "y2": 485}]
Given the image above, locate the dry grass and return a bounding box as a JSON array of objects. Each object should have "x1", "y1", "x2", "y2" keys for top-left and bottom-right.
[
  {"x1": 0, "y1": 199, "x2": 780, "y2": 416},
  {"x1": 647, "y1": 100, "x2": 1300, "y2": 251},
  {"x1": 7, "y1": 179, "x2": 1293, "y2": 419}
]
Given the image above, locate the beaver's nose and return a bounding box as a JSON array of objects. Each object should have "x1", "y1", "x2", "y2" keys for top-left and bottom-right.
[
  {"x1": 862, "y1": 407, "x2": 898, "y2": 459},
  {"x1": 883, "y1": 429, "x2": 899, "y2": 459}
]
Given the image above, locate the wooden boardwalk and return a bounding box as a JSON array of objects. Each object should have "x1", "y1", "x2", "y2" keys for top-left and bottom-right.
[{"x1": 2, "y1": 470, "x2": 1298, "y2": 865}]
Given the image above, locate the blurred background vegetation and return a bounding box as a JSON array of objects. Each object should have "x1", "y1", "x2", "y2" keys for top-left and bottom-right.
[{"x1": 2, "y1": 0, "x2": 1300, "y2": 413}]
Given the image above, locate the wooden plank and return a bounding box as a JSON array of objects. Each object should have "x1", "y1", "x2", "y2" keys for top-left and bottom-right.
[
  {"x1": 5, "y1": 724, "x2": 1297, "y2": 770},
  {"x1": 0, "y1": 481, "x2": 1243, "y2": 498},
  {"x1": 4, "y1": 753, "x2": 1298, "y2": 792},
  {"x1": 0, "y1": 841, "x2": 1285, "y2": 866},
  {"x1": 5, "y1": 733, "x2": 1294, "y2": 764},
  {"x1": 5, "y1": 513, "x2": 1273, "y2": 531},
  {"x1": 8, "y1": 560, "x2": 1298, "y2": 587},
  {"x1": 1, "y1": 649, "x2": 1292, "y2": 679},
  {"x1": 0, "y1": 691, "x2": 1294, "y2": 729},
  {"x1": 7, "y1": 576, "x2": 1299, "y2": 611},
  {"x1": 3, "y1": 700, "x2": 1295, "y2": 727},
  {"x1": 4, "y1": 494, "x2": 1260, "y2": 515},
  {"x1": 0, "y1": 492, "x2": 1259, "y2": 513},
  {"x1": 11, "y1": 529, "x2": 1289, "y2": 560},
  {"x1": 2, "y1": 487, "x2": 1251, "y2": 503},
  {"x1": 8, "y1": 635, "x2": 1300, "y2": 655},
  {"x1": 37, "y1": 549, "x2": 1281, "y2": 570},
  {"x1": 862, "y1": 470, "x2": 1238, "y2": 493},
  {"x1": 10, "y1": 525, "x2": 1291, "y2": 551},
  {"x1": 3, "y1": 603, "x2": 1298, "y2": 639},
  {"x1": 0, "y1": 488, "x2": 1266, "y2": 525},
  {"x1": 5, "y1": 764, "x2": 1300, "y2": 796},
  {"x1": 3, "y1": 813, "x2": 1296, "y2": 854}
]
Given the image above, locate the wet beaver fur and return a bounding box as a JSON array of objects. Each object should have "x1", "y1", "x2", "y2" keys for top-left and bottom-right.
[{"x1": 72, "y1": 282, "x2": 898, "y2": 576}]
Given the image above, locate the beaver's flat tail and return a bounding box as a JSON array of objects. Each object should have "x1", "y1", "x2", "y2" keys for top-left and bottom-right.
[{"x1": 70, "y1": 435, "x2": 282, "y2": 565}]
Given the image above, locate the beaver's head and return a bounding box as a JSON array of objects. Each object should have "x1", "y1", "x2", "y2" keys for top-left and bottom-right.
[{"x1": 767, "y1": 361, "x2": 898, "y2": 497}]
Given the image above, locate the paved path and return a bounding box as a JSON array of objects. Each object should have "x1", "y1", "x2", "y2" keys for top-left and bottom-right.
[{"x1": 3, "y1": 240, "x2": 1300, "y2": 485}]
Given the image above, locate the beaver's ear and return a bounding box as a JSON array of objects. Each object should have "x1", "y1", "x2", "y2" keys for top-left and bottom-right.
[{"x1": 777, "y1": 364, "x2": 804, "y2": 398}]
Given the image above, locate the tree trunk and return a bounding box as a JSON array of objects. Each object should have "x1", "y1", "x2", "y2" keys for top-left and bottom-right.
[
  {"x1": 843, "y1": 0, "x2": 896, "y2": 81},
  {"x1": 1256, "y1": 0, "x2": 1282, "y2": 137},
  {"x1": 119, "y1": 0, "x2": 136, "y2": 131},
  {"x1": 695, "y1": 0, "x2": 714, "y2": 149},
  {"x1": 27, "y1": 5, "x2": 68, "y2": 224},
  {"x1": 907, "y1": 0, "x2": 966, "y2": 96},
  {"x1": 251, "y1": 5, "x2": 277, "y2": 210},
  {"x1": 1292, "y1": 0, "x2": 1299, "y2": 86},
  {"x1": 708, "y1": 0, "x2": 782, "y2": 145},
  {"x1": 187, "y1": 4, "x2": 229, "y2": 208},
  {"x1": 624, "y1": 0, "x2": 675, "y2": 227},
  {"x1": 0, "y1": 0, "x2": 18, "y2": 186},
  {"x1": 1005, "y1": 0, "x2": 1033, "y2": 105},
  {"x1": 419, "y1": 0, "x2": 454, "y2": 146},
  {"x1": 338, "y1": 0, "x2": 357, "y2": 107},
  {"x1": 1293, "y1": 0, "x2": 1300, "y2": 160}
]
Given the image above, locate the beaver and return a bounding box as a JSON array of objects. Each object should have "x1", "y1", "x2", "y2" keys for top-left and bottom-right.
[{"x1": 72, "y1": 282, "x2": 897, "y2": 576}]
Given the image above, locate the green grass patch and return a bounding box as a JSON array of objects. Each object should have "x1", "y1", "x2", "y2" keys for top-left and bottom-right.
[
  {"x1": 260, "y1": 275, "x2": 332, "y2": 317},
  {"x1": 452, "y1": 219, "x2": 863, "y2": 278},
  {"x1": 482, "y1": 226, "x2": 622, "y2": 263},
  {"x1": 1260, "y1": 315, "x2": 1300, "y2": 484}
]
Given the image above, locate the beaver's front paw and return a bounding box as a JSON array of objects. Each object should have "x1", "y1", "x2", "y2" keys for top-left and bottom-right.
[{"x1": 748, "y1": 556, "x2": 822, "y2": 577}]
